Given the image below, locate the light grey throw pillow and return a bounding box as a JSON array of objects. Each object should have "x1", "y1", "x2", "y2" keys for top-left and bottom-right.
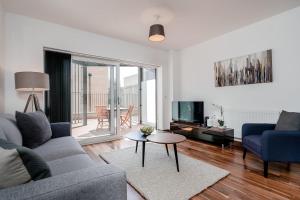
[
  {"x1": 0, "y1": 139, "x2": 51, "y2": 189},
  {"x1": 0, "y1": 147, "x2": 32, "y2": 189},
  {"x1": 275, "y1": 110, "x2": 300, "y2": 131}
]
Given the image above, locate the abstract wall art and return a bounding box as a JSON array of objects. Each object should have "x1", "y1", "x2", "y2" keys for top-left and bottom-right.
[{"x1": 214, "y1": 49, "x2": 272, "y2": 87}]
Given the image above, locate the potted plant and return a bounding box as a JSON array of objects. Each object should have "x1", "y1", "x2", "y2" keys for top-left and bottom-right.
[
  {"x1": 140, "y1": 126, "x2": 154, "y2": 136},
  {"x1": 213, "y1": 104, "x2": 225, "y2": 128},
  {"x1": 218, "y1": 119, "x2": 225, "y2": 128}
]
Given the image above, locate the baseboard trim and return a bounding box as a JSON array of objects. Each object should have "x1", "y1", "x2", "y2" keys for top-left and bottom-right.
[{"x1": 78, "y1": 135, "x2": 123, "y2": 146}]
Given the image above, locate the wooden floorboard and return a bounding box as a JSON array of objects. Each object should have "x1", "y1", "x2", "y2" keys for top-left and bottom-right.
[{"x1": 83, "y1": 139, "x2": 300, "y2": 200}]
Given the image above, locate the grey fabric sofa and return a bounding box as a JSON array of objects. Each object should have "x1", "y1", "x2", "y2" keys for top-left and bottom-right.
[{"x1": 0, "y1": 114, "x2": 127, "y2": 200}]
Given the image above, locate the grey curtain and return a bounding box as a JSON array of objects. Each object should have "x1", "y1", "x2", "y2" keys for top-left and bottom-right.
[{"x1": 44, "y1": 50, "x2": 71, "y2": 123}]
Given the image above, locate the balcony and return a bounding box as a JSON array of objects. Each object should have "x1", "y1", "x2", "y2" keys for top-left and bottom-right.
[{"x1": 72, "y1": 91, "x2": 140, "y2": 140}]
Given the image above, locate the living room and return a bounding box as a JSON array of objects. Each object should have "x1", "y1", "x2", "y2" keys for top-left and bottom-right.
[{"x1": 0, "y1": 0, "x2": 300, "y2": 200}]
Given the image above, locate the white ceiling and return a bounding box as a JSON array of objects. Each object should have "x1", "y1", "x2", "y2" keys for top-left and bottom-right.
[{"x1": 3, "y1": 0, "x2": 300, "y2": 50}]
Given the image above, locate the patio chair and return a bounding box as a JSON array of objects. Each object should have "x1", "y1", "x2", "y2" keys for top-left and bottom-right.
[
  {"x1": 96, "y1": 105, "x2": 109, "y2": 129},
  {"x1": 120, "y1": 105, "x2": 134, "y2": 128}
]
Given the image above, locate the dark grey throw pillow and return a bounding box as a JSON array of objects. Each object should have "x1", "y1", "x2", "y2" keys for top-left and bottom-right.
[
  {"x1": 16, "y1": 111, "x2": 52, "y2": 148},
  {"x1": 0, "y1": 139, "x2": 51, "y2": 189},
  {"x1": 275, "y1": 110, "x2": 300, "y2": 131}
]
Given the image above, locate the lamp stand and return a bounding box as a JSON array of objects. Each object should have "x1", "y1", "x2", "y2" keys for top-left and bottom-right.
[{"x1": 24, "y1": 94, "x2": 41, "y2": 113}]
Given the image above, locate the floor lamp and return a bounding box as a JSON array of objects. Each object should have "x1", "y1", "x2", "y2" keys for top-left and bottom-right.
[{"x1": 15, "y1": 72, "x2": 49, "y2": 113}]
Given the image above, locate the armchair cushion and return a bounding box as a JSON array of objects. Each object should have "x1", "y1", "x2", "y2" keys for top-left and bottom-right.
[
  {"x1": 243, "y1": 135, "x2": 262, "y2": 157},
  {"x1": 275, "y1": 110, "x2": 300, "y2": 131}
]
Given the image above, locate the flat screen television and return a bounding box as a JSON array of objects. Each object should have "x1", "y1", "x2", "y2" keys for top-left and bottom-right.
[{"x1": 172, "y1": 101, "x2": 204, "y2": 124}]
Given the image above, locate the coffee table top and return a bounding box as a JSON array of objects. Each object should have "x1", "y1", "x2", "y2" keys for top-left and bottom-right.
[
  {"x1": 125, "y1": 131, "x2": 147, "y2": 142},
  {"x1": 147, "y1": 133, "x2": 186, "y2": 144}
]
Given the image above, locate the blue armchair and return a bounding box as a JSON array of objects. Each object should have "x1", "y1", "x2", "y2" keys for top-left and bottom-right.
[{"x1": 242, "y1": 123, "x2": 300, "y2": 177}]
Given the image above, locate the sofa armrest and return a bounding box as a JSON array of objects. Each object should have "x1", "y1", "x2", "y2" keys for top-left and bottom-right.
[
  {"x1": 51, "y1": 122, "x2": 71, "y2": 138},
  {"x1": 242, "y1": 123, "x2": 276, "y2": 139},
  {"x1": 262, "y1": 130, "x2": 300, "y2": 162},
  {"x1": 0, "y1": 164, "x2": 127, "y2": 200}
]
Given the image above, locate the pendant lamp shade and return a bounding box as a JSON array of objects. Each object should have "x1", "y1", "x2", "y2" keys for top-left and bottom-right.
[{"x1": 149, "y1": 24, "x2": 165, "y2": 42}]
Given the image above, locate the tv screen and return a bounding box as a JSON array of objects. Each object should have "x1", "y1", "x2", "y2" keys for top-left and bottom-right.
[{"x1": 172, "y1": 101, "x2": 204, "y2": 124}]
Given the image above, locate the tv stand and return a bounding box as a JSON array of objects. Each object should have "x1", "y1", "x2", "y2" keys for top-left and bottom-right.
[{"x1": 170, "y1": 121, "x2": 234, "y2": 148}]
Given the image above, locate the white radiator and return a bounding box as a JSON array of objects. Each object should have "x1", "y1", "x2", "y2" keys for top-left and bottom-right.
[{"x1": 222, "y1": 109, "x2": 280, "y2": 139}]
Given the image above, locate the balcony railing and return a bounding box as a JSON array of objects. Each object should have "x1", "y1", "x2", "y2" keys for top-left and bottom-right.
[{"x1": 72, "y1": 92, "x2": 138, "y2": 124}]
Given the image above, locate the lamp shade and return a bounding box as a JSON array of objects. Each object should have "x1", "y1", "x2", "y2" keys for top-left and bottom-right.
[
  {"x1": 149, "y1": 24, "x2": 165, "y2": 42},
  {"x1": 15, "y1": 72, "x2": 49, "y2": 92}
]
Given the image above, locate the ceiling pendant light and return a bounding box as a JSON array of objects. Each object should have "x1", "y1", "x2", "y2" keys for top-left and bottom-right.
[{"x1": 149, "y1": 15, "x2": 165, "y2": 42}]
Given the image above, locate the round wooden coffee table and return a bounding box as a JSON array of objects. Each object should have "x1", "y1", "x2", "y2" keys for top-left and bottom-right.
[
  {"x1": 147, "y1": 133, "x2": 186, "y2": 172},
  {"x1": 125, "y1": 132, "x2": 148, "y2": 167}
]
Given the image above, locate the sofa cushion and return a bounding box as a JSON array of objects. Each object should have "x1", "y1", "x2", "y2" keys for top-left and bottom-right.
[
  {"x1": 0, "y1": 114, "x2": 22, "y2": 145},
  {"x1": 47, "y1": 154, "x2": 99, "y2": 176},
  {"x1": 0, "y1": 139, "x2": 51, "y2": 189},
  {"x1": 275, "y1": 110, "x2": 300, "y2": 131},
  {"x1": 33, "y1": 136, "x2": 86, "y2": 161},
  {"x1": 243, "y1": 135, "x2": 262, "y2": 156},
  {"x1": 16, "y1": 111, "x2": 52, "y2": 148},
  {"x1": 0, "y1": 128, "x2": 7, "y2": 140}
]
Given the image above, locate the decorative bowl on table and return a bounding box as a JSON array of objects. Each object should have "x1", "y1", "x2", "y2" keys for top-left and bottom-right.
[{"x1": 140, "y1": 126, "x2": 154, "y2": 136}]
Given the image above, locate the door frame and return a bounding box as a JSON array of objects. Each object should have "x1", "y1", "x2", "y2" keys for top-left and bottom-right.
[{"x1": 44, "y1": 47, "x2": 159, "y2": 145}]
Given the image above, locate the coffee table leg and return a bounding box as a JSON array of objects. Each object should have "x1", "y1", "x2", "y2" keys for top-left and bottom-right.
[
  {"x1": 165, "y1": 144, "x2": 169, "y2": 156},
  {"x1": 173, "y1": 143, "x2": 179, "y2": 172},
  {"x1": 142, "y1": 141, "x2": 146, "y2": 167},
  {"x1": 135, "y1": 141, "x2": 138, "y2": 153}
]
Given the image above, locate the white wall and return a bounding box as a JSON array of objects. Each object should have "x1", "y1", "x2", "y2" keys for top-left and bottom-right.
[
  {"x1": 174, "y1": 7, "x2": 300, "y2": 138},
  {"x1": 0, "y1": 0, "x2": 4, "y2": 112},
  {"x1": 4, "y1": 13, "x2": 171, "y2": 129}
]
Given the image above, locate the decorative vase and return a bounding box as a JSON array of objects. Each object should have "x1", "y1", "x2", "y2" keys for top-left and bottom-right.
[{"x1": 207, "y1": 118, "x2": 213, "y2": 127}]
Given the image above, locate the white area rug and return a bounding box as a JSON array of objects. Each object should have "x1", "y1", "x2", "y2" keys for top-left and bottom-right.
[{"x1": 100, "y1": 144, "x2": 229, "y2": 200}]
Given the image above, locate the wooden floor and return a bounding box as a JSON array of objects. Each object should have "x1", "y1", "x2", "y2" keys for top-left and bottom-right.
[{"x1": 83, "y1": 139, "x2": 300, "y2": 200}]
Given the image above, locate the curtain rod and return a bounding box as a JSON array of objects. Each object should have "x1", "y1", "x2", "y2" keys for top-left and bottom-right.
[{"x1": 43, "y1": 47, "x2": 160, "y2": 68}]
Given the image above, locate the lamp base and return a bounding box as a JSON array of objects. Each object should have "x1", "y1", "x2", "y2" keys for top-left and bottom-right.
[{"x1": 24, "y1": 94, "x2": 41, "y2": 113}]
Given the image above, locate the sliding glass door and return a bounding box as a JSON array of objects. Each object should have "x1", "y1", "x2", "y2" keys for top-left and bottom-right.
[{"x1": 70, "y1": 55, "x2": 157, "y2": 144}]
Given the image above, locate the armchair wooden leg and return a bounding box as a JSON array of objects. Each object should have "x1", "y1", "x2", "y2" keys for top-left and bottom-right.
[
  {"x1": 243, "y1": 148, "x2": 247, "y2": 160},
  {"x1": 287, "y1": 162, "x2": 291, "y2": 171},
  {"x1": 264, "y1": 161, "x2": 268, "y2": 178}
]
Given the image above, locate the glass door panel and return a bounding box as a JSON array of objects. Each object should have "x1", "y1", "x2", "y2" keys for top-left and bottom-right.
[
  {"x1": 71, "y1": 56, "x2": 117, "y2": 143},
  {"x1": 118, "y1": 66, "x2": 139, "y2": 133},
  {"x1": 141, "y1": 68, "x2": 156, "y2": 127}
]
